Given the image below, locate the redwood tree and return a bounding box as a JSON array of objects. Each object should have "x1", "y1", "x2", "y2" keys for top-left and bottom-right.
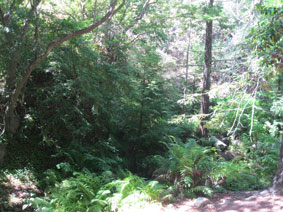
[{"x1": 200, "y1": 0, "x2": 213, "y2": 137}]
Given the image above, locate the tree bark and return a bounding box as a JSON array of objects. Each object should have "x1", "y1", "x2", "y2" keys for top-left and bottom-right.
[
  {"x1": 183, "y1": 30, "x2": 191, "y2": 113},
  {"x1": 200, "y1": 0, "x2": 213, "y2": 138},
  {"x1": 270, "y1": 137, "x2": 283, "y2": 195},
  {"x1": 3, "y1": 0, "x2": 125, "y2": 136}
]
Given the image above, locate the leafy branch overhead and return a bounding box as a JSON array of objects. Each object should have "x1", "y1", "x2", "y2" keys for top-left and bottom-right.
[{"x1": 1, "y1": 0, "x2": 125, "y2": 135}]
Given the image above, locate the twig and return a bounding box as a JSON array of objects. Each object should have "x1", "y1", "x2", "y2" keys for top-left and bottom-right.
[
  {"x1": 124, "y1": 0, "x2": 151, "y2": 32},
  {"x1": 231, "y1": 97, "x2": 250, "y2": 137},
  {"x1": 227, "y1": 93, "x2": 248, "y2": 136},
  {"x1": 93, "y1": 0, "x2": 98, "y2": 22},
  {"x1": 249, "y1": 78, "x2": 260, "y2": 140}
]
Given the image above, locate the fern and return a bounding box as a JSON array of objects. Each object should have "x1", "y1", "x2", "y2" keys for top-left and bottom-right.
[
  {"x1": 52, "y1": 141, "x2": 122, "y2": 175},
  {"x1": 106, "y1": 173, "x2": 166, "y2": 211},
  {"x1": 185, "y1": 186, "x2": 213, "y2": 198},
  {"x1": 154, "y1": 139, "x2": 217, "y2": 198},
  {"x1": 33, "y1": 171, "x2": 166, "y2": 212},
  {"x1": 32, "y1": 171, "x2": 110, "y2": 212}
]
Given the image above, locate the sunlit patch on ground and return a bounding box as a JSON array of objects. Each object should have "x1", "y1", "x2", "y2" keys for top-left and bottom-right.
[
  {"x1": 0, "y1": 170, "x2": 41, "y2": 211},
  {"x1": 119, "y1": 191, "x2": 283, "y2": 212},
  {"x1": 118, "y1": 203, "x2": 164, "y2": 212}
]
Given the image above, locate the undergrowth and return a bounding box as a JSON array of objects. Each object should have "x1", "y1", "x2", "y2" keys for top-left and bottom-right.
[
  {"x1": 32, "y1": 170, "x2": 166, "y2": 212},
  {"x1": 30, "y1": 134, "x2": 279, "y2": 211}
]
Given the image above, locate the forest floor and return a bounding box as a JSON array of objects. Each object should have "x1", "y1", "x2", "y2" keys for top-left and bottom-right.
[
  {"x1": 128, "y1": 190, "x2": 283, "y2": 212},
  {"x1": 0, "y1": 173, "x2": 42, "y2": 211},
  {"x1": 158, "y1": 190, "x2": 283, "y2": 212},
  {"x1": 2, "y1": 173, "x2": 283, "y2": 212}
]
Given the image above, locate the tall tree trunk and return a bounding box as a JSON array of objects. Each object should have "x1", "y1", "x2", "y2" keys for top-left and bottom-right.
[
  {"x1": 200, "y1": 0, "x2": 213, "y2": 137},
  {"x1": 131, "y1": 72, "x2": 146, "y2": 172},
  {"x1": 278, "y1": 73, "x2": 281, "y2": 92},
  {"x1": 183, "y1": 31, "x2": 191, "y2": 113},
  {"x1": 5, "y1": 51, "x2": 21, "y2": 135},
  {"x1": 270, "y1": 137, "x2": 283, "y2": 195}
]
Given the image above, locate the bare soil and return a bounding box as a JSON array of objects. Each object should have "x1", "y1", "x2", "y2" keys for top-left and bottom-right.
[{"x1": 160, "y1": 190, "x2": 283, "y2": 212}]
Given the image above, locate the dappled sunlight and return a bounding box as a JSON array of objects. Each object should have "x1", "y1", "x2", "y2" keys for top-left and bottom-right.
[
  {"x1": 0, "y1": 0, "x2": 282, "y2": 211},
  {"x1": 118, "y1": 202, "x2": 164, "y2": 212},
  {"x1": 155, "y1": 191, "x2": 283, "y2": 212},
  {"x1": 0, "y1": 171, "x2": 41, "y2": 211},
  {"x1": 124, "y1": 191, "x2": 283, "y2": 212},
  {"x1": 205, "y1": 191, "x2": 283, "y2": 212}
]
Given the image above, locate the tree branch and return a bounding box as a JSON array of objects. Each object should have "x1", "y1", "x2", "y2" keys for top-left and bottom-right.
[
  {"x1": 0, "y1": 7, "x2": 6, "y2": 26},
  {"x1": 249, "y1": 78, "x2": 260, "y2": 139},
  {"x1": 6, "y1": 0, "x2": 25, "y2": 26},
  {"x1": 125, "y1": 0, "x2": 151, "y2": 32},
  {"x1": 93, "y1": 0, "x2": 98, "y2": 22},
  {"x1": 31, "y1": 0, "x2": 41, "y2": 58},
  {"x1": 6, "y1": 0, "x2": 125, "y2": 124}
]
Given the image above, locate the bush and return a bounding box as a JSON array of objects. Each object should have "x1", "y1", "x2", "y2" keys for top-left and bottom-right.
[
  {"x1": 106, "y1": 172, "x2": 166, "y2": 211},
  {"x1": 33, "y1": 170, "x2": 110, "y2": 212},
  {"x1": 33, "y1": 171, "x2": 166, "y2": 212},
  {"x1": 154, "y1": 138, "x2": 216, "y2": 198}
]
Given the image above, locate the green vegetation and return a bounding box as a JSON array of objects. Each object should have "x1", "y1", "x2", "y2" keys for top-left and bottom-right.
[{"x1": 0, "y1": 0, "x2": 282, "y2": 211}]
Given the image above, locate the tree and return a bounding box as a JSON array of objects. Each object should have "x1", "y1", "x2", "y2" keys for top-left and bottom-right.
[
  {"x1": 271, "y1": 139, "x2": 283, "y2": 195},
  {"x1": 0, "y1": 0, "x2": 125, "y2": 137},
  {"x1": 200, "y1": 0, "x2": 213, "y2": 137},
  {"x1": 250, "y1": 2, "x2": 283, "y2": 195}
]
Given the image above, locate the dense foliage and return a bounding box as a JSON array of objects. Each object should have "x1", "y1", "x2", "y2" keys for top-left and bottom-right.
[{"x1": 0, "y1": 0, "x2": 282, "y2": 211}]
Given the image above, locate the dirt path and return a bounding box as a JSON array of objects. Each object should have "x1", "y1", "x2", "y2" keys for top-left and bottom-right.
[
  {"x1": 2, "y1": 176, "x2": 283, "y2": 212},
  {"x1": 161, "y1": 190, "x2": 283, "y2": 212}
]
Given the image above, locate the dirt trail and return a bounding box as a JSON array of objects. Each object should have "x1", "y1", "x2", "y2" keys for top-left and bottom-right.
[
  {"x1": 2, "y1": 177, "x2": 283, "y2": 212},
  {"x1": 161, "y1": 191, "x2": 283, "y2": 212}
]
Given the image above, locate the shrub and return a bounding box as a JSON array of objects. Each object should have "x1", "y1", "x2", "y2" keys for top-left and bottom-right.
[
  {"x1": 33, "y1": 170, "x2": 110, "y2": 212},
  {"x1": 154, "y1": 139, "x2": 216, "y2": 198},
  {"x1": 106, "y1": 172, "x2": 166, "y2": 211}
]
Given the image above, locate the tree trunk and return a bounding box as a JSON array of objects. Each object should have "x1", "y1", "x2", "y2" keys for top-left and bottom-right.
[
  {"x1": 270, "y1": 137, "x2": 283, "y2": 195},
  {"x1": 278, "y1": 73, "x2": 281, "y2": 92},
  {"x1": 131, "y1": 73, "x2": 146, "y2": 173},
  {"x1": 183, "y1": 30, "x2": 191, "y2": 113},
  {"x1": 200, "y1": 0, "x2": 213, "y2": 138},
  {"x1": 5, "y1": 50, "x2": 21, "y2": 135}
]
